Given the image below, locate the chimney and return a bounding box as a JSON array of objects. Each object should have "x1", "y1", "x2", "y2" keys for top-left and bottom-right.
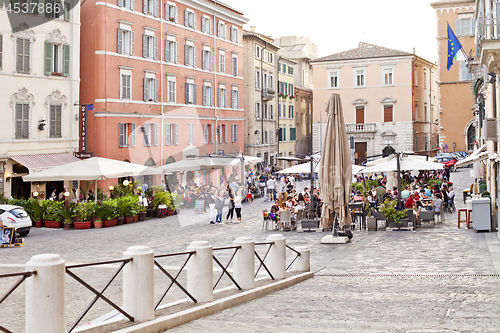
[{"x1": 250, "y1": 26, "x2": 256, "y2": 32}]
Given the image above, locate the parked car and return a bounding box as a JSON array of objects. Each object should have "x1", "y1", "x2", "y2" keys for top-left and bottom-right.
[
  {"x1": 455, "y1": 151, "x2": 469, "y2": 158},
  {"x1": 0, "y1": 205, "x2": 32, "y2": 237},
  {"x1": 436, "y1": 157, "x2": 458, "y2": 171}
]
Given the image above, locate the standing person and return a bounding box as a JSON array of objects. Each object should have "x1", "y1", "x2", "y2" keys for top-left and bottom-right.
[
  {"x1": 266, "y1": 176, "x2": 276, "y2": 202},
  {"x1": 50, "y1": 189, "x2": 57, "y2": 200},
  {"x1": 215, "y1": 191, "x2": 224, "y2": 224},
  {"x1": 208, "y1": 188, "x2": 216, "y2": 224},
  {"x1": 226, "y1": 188, "x2": 235, "y2": 223},
  {"x1": 289, "y1": 174, "x2": 296, "y2": 188},
  {"x1": 234, "y1": 190, "x2": 242, "y2": 223},
  {"x1": 58, "y1": 189, "x2": 66, "y2": 201}
]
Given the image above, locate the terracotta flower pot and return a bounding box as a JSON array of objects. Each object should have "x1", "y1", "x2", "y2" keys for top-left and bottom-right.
[
  {"x1": 35, "y1": 221, "x2": 44, "y2": 228},
  {"x1": 133, "y1": 215, "x2": 139, "y2": 222},
  {"x1": 103, "y1": 219, "x2": 117, "y2": 228},
  {"x1": 74, "y1": 221, "x2": 92, "y2": 229},
  {"x1": 117, "y1": 217, "x2": 124, "y2": 225},
  {"x1": 44, "y1": 220, "x2": 63, "y2": 228},
  {"x1": 167, "y1": 209, "x2": 175, "y2": 216},
  {"x1": 64, "y1": 223, "x2": 72, "y2": 230},
  {"x1": 94, "y1": 220, "x2": 103, "y2": 229},
  {"x1": 124, "y1": 216, "x2": 134, "y2": 224}
]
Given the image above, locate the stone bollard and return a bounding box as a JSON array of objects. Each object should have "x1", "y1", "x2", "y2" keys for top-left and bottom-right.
[
  {"x1": 292, "y1": 246, "x2": 310, "y2": 272},
  {"x1": 123, "y1": 246, "x2": 155, "y2": 321},
  {"x1": 26, "y1": 254, "x2": 65, "y2": 333},
  {"x1": 265, "y1": 234, "x2": 286, "y2": 279},
  {"x1": 187, "y1": 241, "x2": 213, "y2": 302},
  {"x1": 233, "y1": 237, "x2": 255, "y2": 289}
]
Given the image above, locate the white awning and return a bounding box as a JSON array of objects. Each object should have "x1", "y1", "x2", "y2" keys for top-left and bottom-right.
[
  {"x1": 10, "y1": 153, "x2": 80, "y2": 171},
  {"x1": 456, "y1": 145, "x2": 488, "y2": 168}
]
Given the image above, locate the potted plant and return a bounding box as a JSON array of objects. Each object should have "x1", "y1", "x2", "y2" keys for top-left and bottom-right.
[
  {"x1": 122, "y1": 196, "x2": 139, "y2": 223},
  {"x1": 267, "y1": 89, "x2": 275, "y2": 94},
  {"x1": 102, "y1": 199, "x2": 119, "y2": 227},
  {"x1": 26, "y1": 198, "x2": 43, "y2": 228},
  {"x1": 169, "y1": 17, "x2": 175, "y2": 22},
  {"x1": 379, "y1": 199, "x2": 408, "y2": 229},
  {"x1": 138, "y1": 204, "x2": 147, "y2": 221},
  {"x1": 58, "y1": 203, "x2": 75, "y2": 230},
  {"x1": 42, "y1": 201, "x2": 65, "y2": 228},
  {"x1": 115, "y1": 197, "x2": 127, "y2": 225},
  {"x1": 92, "y1": 202, "x2": 105, "y2": 229},
  {"x1": 171, "y1": 193, "x2": 183, "y2": 214},
  {"x1": 73, "y1": 202, "x2": 94, "y2": 229},
  {"x1": 289, "y1": 94, "x2": 295, "y2": 100}
]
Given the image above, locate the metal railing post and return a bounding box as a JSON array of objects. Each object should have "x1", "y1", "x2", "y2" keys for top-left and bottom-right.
[
  {"x1": 265, "y1": 234, "x2": 286, "y2": 279},
  {"x1": 233, "y1": 237, "x2": 255, "y2": 289},
  {"x1": 123, "y1": 246, "x2": 155, "y2": 321},
  {"x1": 187, "y1": 241, "x2": 213, "y2": 302},
  {"x1": 26, "y1": 254, "x2": 65, "y2": 333},
  {"x1": 292, "y1": 246, "x2": 310, "y2": 272}
]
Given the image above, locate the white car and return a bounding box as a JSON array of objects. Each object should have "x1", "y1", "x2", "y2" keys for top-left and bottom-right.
[{"x1": 0, "y1": 205, "x2": 32, "y2": 237}]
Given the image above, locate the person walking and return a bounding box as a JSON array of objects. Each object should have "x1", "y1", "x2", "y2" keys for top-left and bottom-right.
[
  {"x1": 234, "y1": 190, "x2": 242, "y2": 223},
  {"x1": 215, "y1": 191, "x2": 224, "y2": 224},
  {"x1": 226, "y1": 188, "x2": 235, "y2": 223},
  {"x1": 266, "y1": 176, "x2": 276, "y2": 202},
  {"x1": 208, "y1": 188, "x2": 216, "y2": 224}
]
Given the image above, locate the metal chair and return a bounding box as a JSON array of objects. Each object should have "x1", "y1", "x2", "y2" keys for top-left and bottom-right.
[
  {"x1": 262, "y1": 210, "x2": 273, "y2": 231},
  {"x1": 419, "y1": 208, "x2": 435, "y2": 226}
]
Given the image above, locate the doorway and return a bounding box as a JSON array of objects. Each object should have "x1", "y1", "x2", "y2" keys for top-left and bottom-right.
[{"x1": 355, "y1": 142, "x2": 367, "y2": 165}]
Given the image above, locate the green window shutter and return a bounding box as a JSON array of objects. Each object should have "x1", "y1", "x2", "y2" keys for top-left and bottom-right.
[
  {"x1": 0, "y1": 0, "x2": 3, "y2": 8},
  {"x1": 64, "y1": 1, "x2": 70, "y2": 21},
  {"x1": 62, "y1": 43, "x2": 70, "y2": 77},
  {"x1": 44, "y1": 41, "x2": 52, "y2": 75},
  {"x1": 278, "y1": 128, "x2": 282, "y2": 142},
  {"x1": 45, "y1": 0, "x2": 52, "y2": 17},
  {"x1": 284, "y1": 82, "x2": 287, "y2": 95}
]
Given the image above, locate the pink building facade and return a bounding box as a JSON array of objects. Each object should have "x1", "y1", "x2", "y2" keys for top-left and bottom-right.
[{"x1": 80, "y1": 0, "x2": 247, "y2": 186}]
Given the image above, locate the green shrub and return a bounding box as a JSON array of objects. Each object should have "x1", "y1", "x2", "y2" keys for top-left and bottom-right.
[
  {"x1": 58, "y1": 204, "x2": 75, "y2": 224},
  {"x1": 25, "y1": 198, "x2": 43, "y2": 222},
  {"x1": 427, "y1": 179, "x2": 443, "y2": 188},
  {"x1": 42, "y1": 201, "x2": 65, "y2": 221},
  {"x1": 379, "y1": 199, "x2": 407, "y2": 225},
  {"x1": 116, "y1": 196, "x2": 139, "y2": 217},
  {"x1": 152, "y1": 191, "x2": 172, "y2": 210},
  {"x1": 74, "y1": 202, "x2": 94, "y2": 221}
]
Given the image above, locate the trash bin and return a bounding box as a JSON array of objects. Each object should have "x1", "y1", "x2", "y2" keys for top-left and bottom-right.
[{"x1": 472, "y1": 198, "x2": 492, "y2": 231}]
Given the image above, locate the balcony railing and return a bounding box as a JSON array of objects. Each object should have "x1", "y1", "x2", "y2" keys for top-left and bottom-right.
[
  {"x1": 345, "y1": 123, "x2": 376, "y2": 133},
  {"x1": 476, "y1": 0, "x2": 500, "y2": 54},
  {"x1": 262, "y1": 88, "x2": 275, "y2": 101}
]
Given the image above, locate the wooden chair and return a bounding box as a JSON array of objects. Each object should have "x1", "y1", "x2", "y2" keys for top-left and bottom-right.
[{"x1": 458, "y1": 209, "x2": 469, "y2": 229}]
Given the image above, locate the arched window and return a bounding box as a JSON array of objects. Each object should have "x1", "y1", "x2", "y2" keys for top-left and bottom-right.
[{"x1": 466, "y1": 122, "x2": 476, "y2": 151}]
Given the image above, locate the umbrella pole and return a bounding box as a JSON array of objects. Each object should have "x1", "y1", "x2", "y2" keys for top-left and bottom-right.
[
  {"x1": 396, "y1": 152, "x2": 402, "y2": 210},
  {"x1": 309, "y1": 157, "x2": 314, "y2": 219},
  {"x1": 95, "y1": 180, "x2": 97, "y2": 203}
]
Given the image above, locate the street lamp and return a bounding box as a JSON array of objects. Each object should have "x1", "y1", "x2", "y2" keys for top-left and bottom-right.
[{"x1": 123, "y1": 180, "x2": 129, "y2": 186}]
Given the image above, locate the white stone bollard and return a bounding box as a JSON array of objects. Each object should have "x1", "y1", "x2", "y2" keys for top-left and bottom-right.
[
  {"x1": 123, "y1": 245, "x2": 155, "y2": 321},
  {"x1": 292, "y1": 246, "x2": 310, "y2": 272},
  {"x1": 265, "y1": 234, "x2": 286, "y2": 279},
  {"x1": 26, "y1": 254, "x2": 65, "y2": 333},
  {"x1": 187, "y1": 241, "x2": 213, "y2": 302},
  {"x1": 233, "y1": 237, "x2": 255, "y2": 289}
]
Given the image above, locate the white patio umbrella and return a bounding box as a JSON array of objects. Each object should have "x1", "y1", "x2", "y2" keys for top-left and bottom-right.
[
  {"x1": 361, "y1": 156, "x2": 444, "y2": 174},
  {"x1": 277, "y1": 162, "x2": 365, "y2": 175},
  {"x1": 318, "y1": 93, "x2": 352, "y2": 231}
]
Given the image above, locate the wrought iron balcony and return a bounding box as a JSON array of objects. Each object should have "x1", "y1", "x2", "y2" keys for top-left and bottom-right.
[
  {"x1": 262, "y1": 88, "x2": 276, "y2": 101},
  {"x1": 475, "y1": 0, "x2": 500, "y2": 55},
  {"x1": 345, "y1": 123, "x2": 376, "y2": 133}
]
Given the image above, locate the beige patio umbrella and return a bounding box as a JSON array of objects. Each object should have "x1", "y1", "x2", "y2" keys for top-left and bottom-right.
[{"x1": 318, "y1": 93, "x2": 352, "y2": 230}]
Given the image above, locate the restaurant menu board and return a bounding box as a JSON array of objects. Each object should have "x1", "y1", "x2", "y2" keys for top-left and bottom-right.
[
  {"x1": 195, "y1": 200, "x2": 205, "y2": 214},
  {"x1": 2, "y1": 227, "x2": 15, "y2": 246}
]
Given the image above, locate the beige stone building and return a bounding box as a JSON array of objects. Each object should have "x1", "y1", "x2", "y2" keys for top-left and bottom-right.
[
  {"x1": 431, "y1": 0, "x2": 477, "y2": 153},
  {"x1": 294, "y1": 86, "x2": 313, "y2": 156},
  {"x1": 243, "y1": 28, "x2": 278, "y2": 167},
  {"x1": 311, "y1": 42, "x2": 438, "y2": 164},
  {"x1": 277, "y1": 56, "x2": 296, "y2": 168}
]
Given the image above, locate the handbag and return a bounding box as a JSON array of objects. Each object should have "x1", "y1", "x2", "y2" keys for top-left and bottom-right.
[{"x1": 215, "y1": 199, "x2": 224, "y2": 210}]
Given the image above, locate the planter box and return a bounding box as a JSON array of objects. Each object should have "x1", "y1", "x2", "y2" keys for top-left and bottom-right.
[
  {"x1": 35, "y1": 221, "x2": 44, "y2": 228},
  {"x1": 74, "y1": 221, "x2": 92, "y2": 229},
  {"x1": 103, "y1": 219, "x2": 117, "y2": 228},
  {"x1": 387, "y1": 219, "x2": 408, "y2": 228},
  {"x1": 124, "y1": 216, "x2": 134, "y2": 224},
  {"x1": 44, "y1": 220, "x2": 63, "y2": 228},
  {"x1": 117, "y1": 217, "x2": 124, "y2": 225},
  {"x1": 301, "y1": 219, "x2": 320, "y2": 229},
  {"x1": 167, "y1": 209, "x2": 175, "y2": 216},
  {"x1": 367, "y1": 217, "x2": 377, "y2": 231},
  {"x1": 133, "y1": 215, "x2": 139, "y2": 222}
]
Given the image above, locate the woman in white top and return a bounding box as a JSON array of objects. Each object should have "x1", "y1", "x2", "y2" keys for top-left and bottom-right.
[{"x1": 234, "y1": 190, "x2": 242, "y2": 223}]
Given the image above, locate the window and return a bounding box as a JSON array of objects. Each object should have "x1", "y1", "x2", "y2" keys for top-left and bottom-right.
[
  {"x1": 268, "y1": 52, "x2": 273, "y2": 64},
  {"x1": 278, "y1": 101, "x2": 281, "y2": 118},
  {"x1": 219, "y1": 50, "x2": 225, "y2": 73},
  {"x1": 231, "y1": 88, "x2": 239, "y2": 109},
  {"x1": 167, "y1": 76, "x2": 176, "y2": 102},
  {"x1": 202, "y1": 84, "x2": 214, "y2": 106},
  {"x1": 185, "y1": 82, "x2": 196, "y2": 104},
  {"x1": 143, "y1": 0, "x2": 158, "y2": 16},
  {"x1": 49, "y1": 104, "x2": 62, "y2": 137},
  {"x1": 270, "y1": 105, "x2": 274, "y2": 119},
  {"x1": 232, "y1": 54, "x2": 237, "y2": 76},
  {"x1": 282, "y1": 63, "x2": 286, "y2": 73},
  {"x1": 264, "y1": 131, "x2": 268, "y2": 144},
  {"x1": 456, "y1": 18, "x2": 475, "y2": 36},
  {"x1": 329, "y1": 71, "x2": 338, "y2": 88},
  {"x1": 44, "y1": 41, "x2": 69, "y2": 76},
  {"x1": 384, "y1": 68, "x2": 393, "y2": 85},
  {"x1": 414, "y1": 68, "x2": 418, "y2": 86},
  {"x1": 264, "y1": 103, "x2": 268, "y2": 118},
  {"x1": 217, "y1": 21, "x2": 226, "y2": 39},
  {"x1": 118, "y1": 0, "x2": 134, "y2": 10},
  {"x1": 143, "y1": 76, "x2": 158, "y2": 102},
  {"x1": 184, "y1": 44, "x2": 196, "y2": 67},
  {"x1": 255, "y1": 102, "x2": 260, "y2": 118},
  {"x1": 118, "y1": 123, "x2": 136, "y2": 147},
  {"x1": 263, "y1": 73, "x2": 268, "y2": 89},
  {"x1": 460, "y1": 62, "x2": 473, "y2": 81},
  {"x1": 117, "y1": 27, "x2": 135, "y2": 56},
  {"x1": 269, "y1": 74, "x2": 274, "y2": 89},
  {"x1": 230, "y1": 27, "x2": 238, "y2": 43},
  {"x1": 15, "y1": 103, "x2": 29, "y2": 139},
  {"x1": 142, "y1": 33, "x2": 157, "y2": 59},
  {"x1": 288, "y1": 83, "x2": 294, "y2": 96},
  {"x1": 203, "y1": 124, "x2": 209, "y2": 144},
  {"x1": 143, "y1": 123, "x2": 158, "y2": 146},
  {"x1": 165, "y1": 123, "x2": 178, "y2": 145},
  {"x1": 383, "y1": 105, "x2": 393, "y2": 122},
  {"x1": 255, "y1": 70, "x2": 261, "y2": 90},
  {"x1": 355, "y1": 106, "x2": 364, "y2": 123},
  {"x1": 120, "y1": 71, "x2": 132, "y2": 100},
  {"x1": 231, "y1": 124, "x2": 238, "y2": 142},
  {"x1": 424, "y1": 71, "x2": 427, "y2": 88},
  {"x1": 277, "y1": 62, "x2": 281, "y2": 72},
  {"x1": 164, "y1": 38, "x2": 177, "y2": 62},
  {"x1": 218, "y1": 86, "x2": 226, "y2": 108},
  {"x1": 255, "y1": 45, "x2": 260, "y2": 58},
  {"x1": 188, "y1": 123, "x2": 194, "y2": 144},
  {"x1": 355, "y1": 69, "x2": 365, "y2": 87},
  {"x1": 201, "y1": 16, "x2": 212, "y2": 34},
  {"x1": 289, "y1": 127, "x2": 296, "y2": 141},
  {"x1": 16, "y1": 37, "x2": 30, "y2": 73},
  {"x1": 289, "y1": 105, "x2": 294, "y2": 119},
  {"x1": 202, "y1": 48, "x2": 213, "y2": 71},
  {"x1": 165, "y1": 2, "x2": 177, "y2": 22},
  {"x1": 218, "y1": 124, "x2": 227, "y2": 143},
  {"x1": 184, "y1": 10, "x2": 195, "y2": 29},
  {"x1": 288, "y1": 66, "x2": 293, "y2": 75}
]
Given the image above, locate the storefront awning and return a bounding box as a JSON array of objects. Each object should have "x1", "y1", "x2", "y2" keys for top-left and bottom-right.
[{"x1": 10, "y1": 153, "x2": 80, "y2": 172}]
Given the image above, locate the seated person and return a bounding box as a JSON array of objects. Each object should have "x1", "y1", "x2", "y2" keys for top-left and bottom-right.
[
  {"x1": 270, "y1": 200, "x2": 280, "y2": 214},
  {"x1": 405, "y1": 193, "x2": 415, "y2": 209},
  {"x1": 352, "y1": 190, "x2": 364, "y2": 202},
  {"x1": 433, "y1": 193, "x2": 442, "y2": 213},
  {"x1": 413, "y1": 200, "x2": 423, "y2": 226}
]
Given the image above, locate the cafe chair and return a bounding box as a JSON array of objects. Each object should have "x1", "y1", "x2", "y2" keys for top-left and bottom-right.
[
  {"x1": 279, "y1": 210, "x2": 292, "y2": 231},
  {"x1": 435, "y1": 200, "x2": 444, "y2": 223},
  {"x1": 295, "y1": 209, "x2": 304, "y2": 230},
  {"x1": 419, "y1": 208, "x2": 435, "y2": 226}
]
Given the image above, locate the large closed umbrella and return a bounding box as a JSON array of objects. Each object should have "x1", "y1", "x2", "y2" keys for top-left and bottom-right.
[
  {"x1": 23, "y1": 157, "x2": 161, "y2": 181},
  {"x1": 318, "y1": 94, "x2": 352, "y2": 230}
]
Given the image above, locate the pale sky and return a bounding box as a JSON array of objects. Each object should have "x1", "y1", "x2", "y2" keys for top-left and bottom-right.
[{"x1": 222, "y1": 0, "x2": 438, "y2": 63}]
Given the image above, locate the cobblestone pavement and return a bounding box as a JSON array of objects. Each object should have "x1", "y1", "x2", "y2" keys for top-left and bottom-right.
[{"x1": 2, "y1": 169, "x2": 500, "y2": 332}]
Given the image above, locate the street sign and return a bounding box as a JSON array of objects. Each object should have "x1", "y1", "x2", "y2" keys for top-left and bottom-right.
[
  {"x1": 350, "y1": 136, "x2": 354, "y2": 149},
  {"x1": 87, "y1": 104, "x2": 93, "y2": 111}
]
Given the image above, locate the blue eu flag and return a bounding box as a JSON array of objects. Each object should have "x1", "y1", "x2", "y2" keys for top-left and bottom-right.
[{"x1": 447, "y1": 23, "x2": 463, "y2": 70}]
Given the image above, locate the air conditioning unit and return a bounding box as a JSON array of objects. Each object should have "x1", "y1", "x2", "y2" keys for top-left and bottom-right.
[{"x1": 483, "y1": 118, "x2": 498, "y2": 142}]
